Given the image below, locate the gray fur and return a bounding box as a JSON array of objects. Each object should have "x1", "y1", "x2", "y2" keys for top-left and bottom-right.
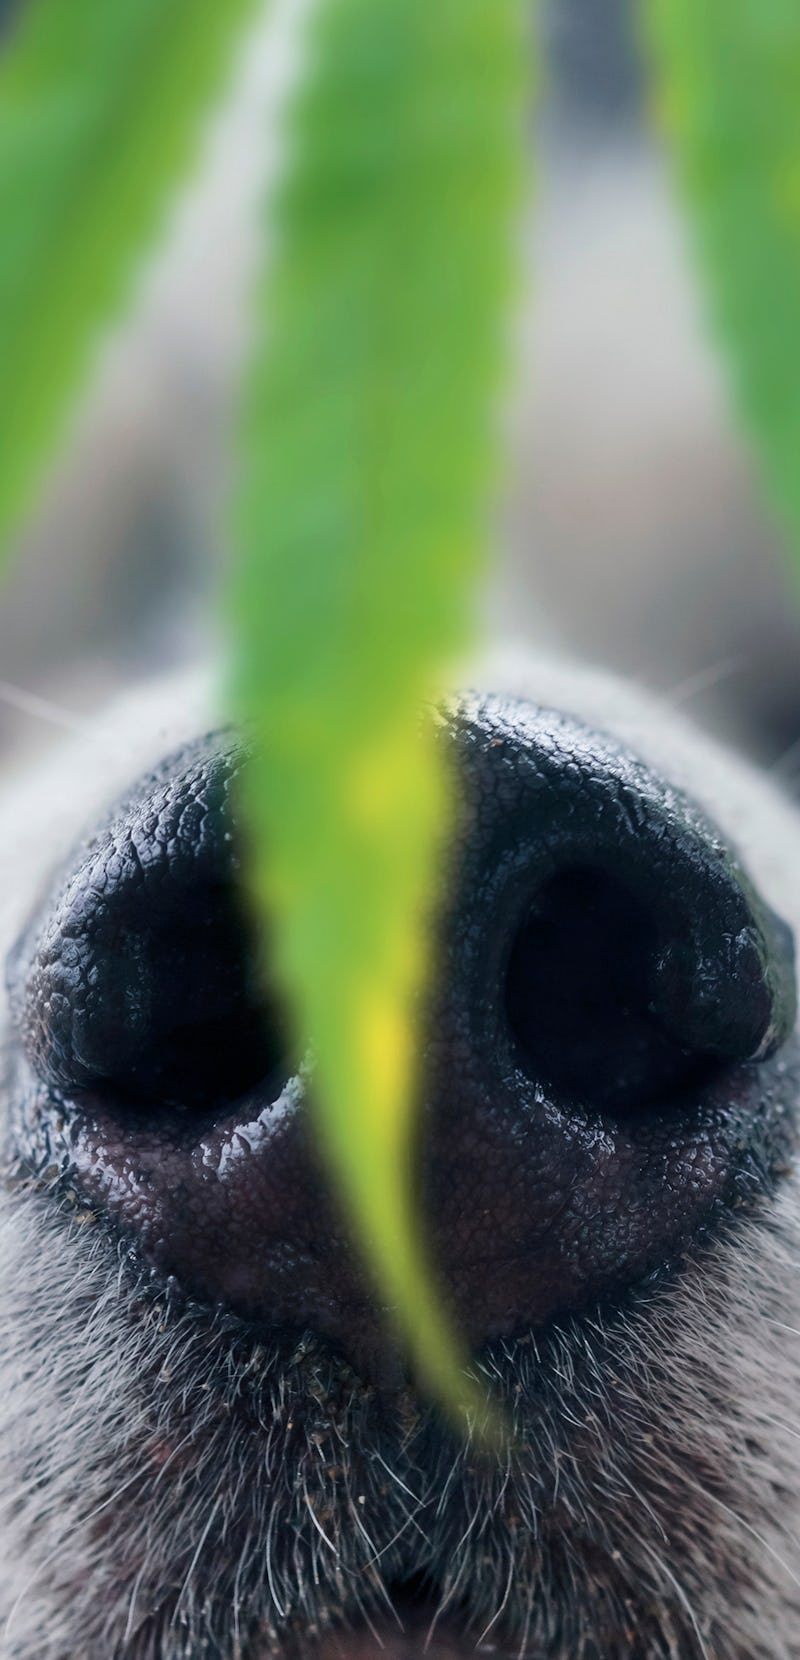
[{"x1": 2, "y1": 660, "x2": 800, "y2": 1659}]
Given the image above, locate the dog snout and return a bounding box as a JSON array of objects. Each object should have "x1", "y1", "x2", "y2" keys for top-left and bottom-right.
[{"x1": 7, "y1": 696, "x2": 798, "y2": 1376}]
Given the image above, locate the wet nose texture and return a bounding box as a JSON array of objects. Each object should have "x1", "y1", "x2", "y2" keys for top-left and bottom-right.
[{"x1": 6, "y1": 697, "x2": 799, "y2": 1373}]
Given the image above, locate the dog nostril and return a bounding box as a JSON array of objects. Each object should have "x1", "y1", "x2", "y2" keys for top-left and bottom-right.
[
  {"x1": 446, "y1": 697, "x2": 797, "y2": 1110},
  {"x1": 11, "y1": 736, "x2": 291, "y2": 1115},
  {"x1": 81, "y1": 880, "x2": 284, "y2": 1113},
  {"x1": 504, "y1": 865, "x2": 716, "y2": 1117}
]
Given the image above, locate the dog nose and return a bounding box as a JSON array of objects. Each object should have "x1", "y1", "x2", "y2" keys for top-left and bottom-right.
[
  {"x1": 8, "y1": 698, "x2": 797, "y2": 1375},
  {"x1": 424, "y1": 697, "x2": 797, "y2": 1348}
]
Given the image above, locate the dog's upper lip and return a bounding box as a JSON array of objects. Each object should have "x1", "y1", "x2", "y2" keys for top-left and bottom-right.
[
  {"x1": 278, "y1": 1581, "x2": 514, "y2": 1659},
  {"x1": 281, "y1": 1619, "x2": 503, "y2": 1659}
]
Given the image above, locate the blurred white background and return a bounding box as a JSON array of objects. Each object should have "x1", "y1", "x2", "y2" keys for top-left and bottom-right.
[{"x1": 2, "y1": 0, "x2": 799, "y2": 779}]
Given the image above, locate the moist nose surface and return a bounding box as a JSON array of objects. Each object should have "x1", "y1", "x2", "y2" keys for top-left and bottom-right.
[
  {"x1": 423, "y1": 697, "x2": 798, "y2": 1345},
  {"x1": 6, "y1": 697, "x2": 798, "y2": 1370},
  {"x1": 10, "y1": 740, "x2": 289, "y2": 1111}
]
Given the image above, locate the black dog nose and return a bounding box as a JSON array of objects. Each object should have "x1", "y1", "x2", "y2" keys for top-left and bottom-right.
[
  {"x1": 423, "y1": 697, "x2": 797, "y2": 1347},
  {"x1": 7, "y1": 697, "x2": 797, "y2": 1373}
]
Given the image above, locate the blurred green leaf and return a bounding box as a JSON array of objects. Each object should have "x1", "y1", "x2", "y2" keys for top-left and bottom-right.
[
  {"x1": 231, "y1": 0, "x2": 527, "y2": 1410},
  {"x1": 0, "y1": 0, "x2": 260, "y2": 550},
  {"x1": 649, "y1": 0, "x2": 800, "y2": 538}
]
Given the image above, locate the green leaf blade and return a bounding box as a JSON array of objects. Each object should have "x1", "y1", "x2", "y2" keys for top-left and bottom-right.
[
  {"x1": 648, "y1": 0, "x2": 800, "y2": 538},
  {"x1": 0, "y1": 0, "x2": 261, "y2": 548},
  {"x1": 232, "y1": 0, "x2": 528, "y2": 1411}
]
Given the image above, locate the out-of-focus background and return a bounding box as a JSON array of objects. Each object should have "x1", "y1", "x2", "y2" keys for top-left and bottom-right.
[{"x1": 2, "y1": 0, "x2": 799, "y2": 776}]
